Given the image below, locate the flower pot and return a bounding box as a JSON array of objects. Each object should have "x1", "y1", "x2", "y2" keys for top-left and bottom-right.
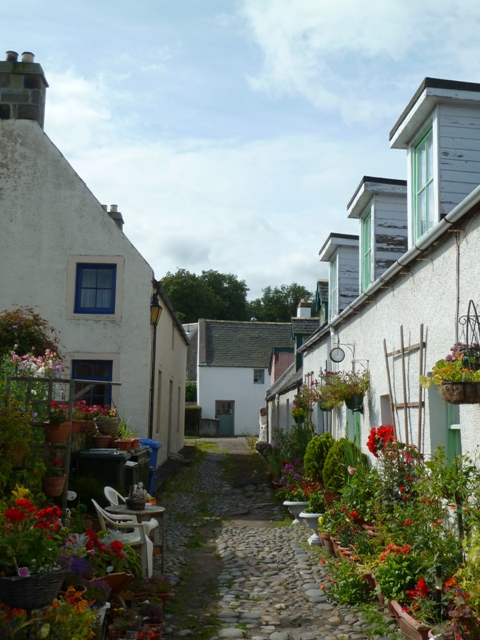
[
  {"x1": 92, "y1": 435, "x2": 114, "y2": 448},
  {"x1": 283, "y1": 500, "x2": 309, "y2": 525},
  {"x1": 95, "y1": 417, "x2": 121, "y2": 436},
  {"x1": 72, "y1": 419, "x2": 96, "y2": 433},
  {"x1": 44, "y1": 421, "x2": 71, "y2": 444},
  {"x1": 96, "y1": 572, "x2": 133, "y2": 595},
  {"x1": 319, "y1": 532, "x2": 335, "y2": 556},
  {"x1": 41, "y1": 473, "x2": 67, "y2": 497},
  {"x1": 345, "y1": 394, "x2": 365, "y2": 412},
  {"x1": 131, "y1": 437, "x2": 140, "y2": 449},
  {"x1": 126, "y1": 497, "x2": 146, "y2": 511},
  {"x1": 323, "y1": 490, "x2": 341, "y2": 506},
  {"x1": 361, "y1": 571, "x2": 376, "y2": 591},
  {"x1": 0, "y1": 569, "x2": 68, "y2": 609},
  {"x1": 116, "y1": 438, "x2": 134, "y2": 452},
  {"x1": 299, "y1": 511, "x2": 323, "y2": 545},
  {"x1": 390, "y1": 599, "x2": 431, "y2": 640},
  {"x1": 439, "y1": 382, "x2": 480, "y2": 404}
]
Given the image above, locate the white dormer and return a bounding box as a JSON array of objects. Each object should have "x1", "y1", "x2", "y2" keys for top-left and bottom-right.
[
  {"x1": 319, "y1": 233, "x2": 359, "y2": 320},
  {"x1": 347, "y1": 176, "x2": 408, "y2": 292},
  {"x1": 390, "y1": 77, "x2": 480, "y2": 246}
]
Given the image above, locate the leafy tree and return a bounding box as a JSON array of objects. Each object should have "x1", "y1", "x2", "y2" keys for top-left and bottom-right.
[
  {"x1": 0, "y1": 307, "x2": 60, "y2": 359},
  {"x1": 247, "y1": 283, "x2": 314, "y2": 322},
  {"x1": 161, "y1": 269, "x2": 249, "y2": 323}
]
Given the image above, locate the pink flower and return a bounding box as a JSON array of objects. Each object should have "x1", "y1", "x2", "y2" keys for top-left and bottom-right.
[
  {"x1": 17, "y1": 567, "x2": 30, "y2": 577},
  {"x1": 347, "y1": 466, "x2": 356, "y2": 475}
]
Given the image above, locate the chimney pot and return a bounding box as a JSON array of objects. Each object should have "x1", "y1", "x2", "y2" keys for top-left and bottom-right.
[
  {"x1": 5, "y1": 51, "x2": 18, "y2": 62},
  {"x1": 110, "y1": 204, "x2": 118, "y2": 213},
  {"x1": 21, "y1": 52, "x2": 34, "y2": 63},
  {"x1": 101, "y1": 204, "x2": 108, "y2": 211}
]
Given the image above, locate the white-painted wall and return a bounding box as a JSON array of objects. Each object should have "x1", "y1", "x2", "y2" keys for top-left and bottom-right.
[
  {"x1": 0, "y1": 119, "x2": 187, "y2": 462},
  {"x1": 198, "y1": 366, "x2": 269, "y2": 435}
]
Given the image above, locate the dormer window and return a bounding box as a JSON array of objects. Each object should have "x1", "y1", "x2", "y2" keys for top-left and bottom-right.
[
  {"x1": 412, "y1": 127, "x2": 434, "y2": 241},
  {"x1": 360, "y1": 207, "x2": 372, "y2": 292}
]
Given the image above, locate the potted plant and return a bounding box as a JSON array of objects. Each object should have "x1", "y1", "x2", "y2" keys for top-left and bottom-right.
[
  {"x1": 0, "y1": 492, "x2": 68, "y2": 609},
  {"x1": 41, "y1": 457, "x2": 67, "y2": 497},
  {"x1": 123, "y1": 571, "x2": 172, "y2": 604},
  {"x1": 45, "y1": 400, "x2": 71, "y2": 443},
  {"x1": 300, "y1": 486, "x2": 325, "y2": 546},
  {"x1": 71, "y1": 400, "x2": 96, "y2": 433},
  {"x1": 115, "y1": 415, "x2": 136, "y2": 451},
  {"x1": 303, "y1": 432, "x2": 335, "y2": 484},
  {"x1": 315, "y1": 369, "x2": 370, "y2": 411},
  {"x1": 126, "y1": 482, "x2": 147, "y2": 511},
  {"x1": 420, "y1": 342, "x2": 480, "y2": 404},
  {"x1": 93, "y1": 404, "x2": 121, "y2": 436}
]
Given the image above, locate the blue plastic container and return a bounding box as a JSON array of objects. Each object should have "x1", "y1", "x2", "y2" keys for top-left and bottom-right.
[{"x1": 139, "y1": 439, "x2": 162, "y2": 493}]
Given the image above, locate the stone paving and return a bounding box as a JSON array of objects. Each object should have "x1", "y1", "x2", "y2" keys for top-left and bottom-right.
[{"x1": 157, "y1": 442, "x2": 400, "y2": 640}]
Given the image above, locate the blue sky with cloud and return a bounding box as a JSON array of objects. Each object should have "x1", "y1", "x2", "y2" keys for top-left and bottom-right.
[{"x1": 4, "y1": 0, "x2": 480, "y2": 298}]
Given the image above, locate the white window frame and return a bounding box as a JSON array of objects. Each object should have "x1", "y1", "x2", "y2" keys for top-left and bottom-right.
[
  {"x1": 253, "y1": 369, "x2": 265, "y2": 384},
  {"x1": 360, "y1": 206, "x2": 373, "y2": 292},
  {"x1": 329, "y1": 254, "x2": 338, "y2": 319}
]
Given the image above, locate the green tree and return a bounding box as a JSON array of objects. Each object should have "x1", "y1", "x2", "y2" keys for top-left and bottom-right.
[
  {"x1": 247, "y1": 283, "x2": 314, "y2": 322},
  {"x1": 0, "y1": 307, "x2": 60, "y2": 359},
  {"x1": 161, "y1": 269, "x2": 249, "y2": 323}
]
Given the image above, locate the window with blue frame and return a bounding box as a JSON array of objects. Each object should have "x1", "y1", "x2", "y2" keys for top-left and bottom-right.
[
  {"x1": 75, "y1": 264, "x2": 116, "y2": 314},
  {"x1": 72, "y1": 360, "x2": 113, "y2": 407}
]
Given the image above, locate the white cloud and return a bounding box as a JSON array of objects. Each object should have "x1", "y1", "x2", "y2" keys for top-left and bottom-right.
[{"x1": 240, "y1": 0, "x2": 480, "y2": 124}]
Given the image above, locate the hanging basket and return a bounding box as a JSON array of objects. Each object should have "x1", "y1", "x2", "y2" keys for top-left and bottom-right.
[
  {"x1": 95, "y1": 417, "x2": 121, "y2": 436},
  {"x1": 0, "y1": 570, "x2": 68, "y2": 610},
  {"x1": 345, "y1": 394, "x2": 365, "y2": 412},
  {"x1": 439, "y1": 382, "x2": 480, "y2": 404}
]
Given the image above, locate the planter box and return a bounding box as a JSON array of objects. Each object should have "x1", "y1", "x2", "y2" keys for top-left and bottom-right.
[
  {"x1": 389, "y1": 600, "x2": 431, "y2": 640},
  {"x1": 439, "y1": 382, "x2": 480, "y2": 404}
]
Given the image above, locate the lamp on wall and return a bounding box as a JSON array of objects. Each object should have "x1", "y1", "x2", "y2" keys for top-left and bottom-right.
[{"x1": 148, "y1": 292, "x2": 163, "y2": 439}]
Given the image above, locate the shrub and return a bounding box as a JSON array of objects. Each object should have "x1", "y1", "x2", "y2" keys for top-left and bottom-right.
[
  {"x1": 0, "y1": 307, "x2": 60, "y2": 359},
  {"x1": 304, "y1": 432, "x2": 334, "y2": 483},
  {"x1": 185, "y1": 380, "x2": 197, "y2": 402},
  {"x1": 185, "y1": 405, "x2": 201, "y2": 432},
  {"x1": 322, "y1": 438, "x2": 348, "y2": 491}
]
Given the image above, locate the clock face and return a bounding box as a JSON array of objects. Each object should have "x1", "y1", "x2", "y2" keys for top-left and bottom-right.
[{"x1": 330, "y1": 347, "x2": 345, "y2": 363}]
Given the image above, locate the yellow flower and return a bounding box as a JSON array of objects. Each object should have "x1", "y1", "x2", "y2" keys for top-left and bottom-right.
[{"x1": 12, "y1": 484, "x2": 30, "y2": 500}]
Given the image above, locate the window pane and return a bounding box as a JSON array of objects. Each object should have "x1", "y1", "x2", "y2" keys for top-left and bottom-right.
[
  {"x1": 97, "y1": 269, "x2": 113, "y2": 288},
  {"x1": 81, "y1": 269, "x2": 97, "y2": 288},
  {"x1": 80, "y1": 289, "x2": 96, "y2": 308},
  {"x1": 426, "y1": 135, "x2": 433, "y2": 181},
  {"x1": 96, "y1": 289, "x2": 112, "y2": 309}
]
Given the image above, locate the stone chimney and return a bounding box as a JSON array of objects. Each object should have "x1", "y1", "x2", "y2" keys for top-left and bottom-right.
[
  {"x1": 104, "y1": 204, "x2": 124, "y2": 231},
  {"x1": 0, "y1": 51, "x2": 48, "y2": 128},
  {"x1": 296, "y1": 299, "x2": 311, "y2": 318}
]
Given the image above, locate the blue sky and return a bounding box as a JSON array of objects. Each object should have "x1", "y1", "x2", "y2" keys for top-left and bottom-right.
[{"x1": 5, "y1": 1, "x2": 480, "y2": 298}]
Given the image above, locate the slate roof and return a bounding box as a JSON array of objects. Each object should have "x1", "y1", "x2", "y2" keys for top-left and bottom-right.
[
  {"x1": 291, "y1": 317, "x2": 320, "y2": 337},
  {"x1": 198, "y1": 319, "x2": 293, "y2": 368}
]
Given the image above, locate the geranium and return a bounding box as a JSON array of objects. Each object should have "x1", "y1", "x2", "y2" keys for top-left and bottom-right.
[
  {"x1": 367, "y1": 425, "x2": 395, "y2": 457},
  {"x1": 48, "y1": 401, "x2": 68, "y2": 424},
  {"x1": 62, "y1": 530, "x2": 141, "y2": 577},
  {"x1": 0, "y1": 494, "x2": 64, "y2": 576}
]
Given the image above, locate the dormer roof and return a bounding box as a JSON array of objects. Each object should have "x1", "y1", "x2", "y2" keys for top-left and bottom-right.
[{"x1": 347, "y1": 176, "x2": 407, "y2": 219}]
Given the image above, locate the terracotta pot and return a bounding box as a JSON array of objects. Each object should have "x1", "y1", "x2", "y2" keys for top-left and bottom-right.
[
  {"x1": 41, "y1": 474, "x2": 67, "y2": 497},
  {"x1": 323, "y1": 490, "x2": 341, "y2": 506},
  {"x1": 92, "y1": 435, "x2": 114, "y2": 449},
  {"x1": 131, "y1": 437, "x2": 140, "y2": 448},
  {"x1": 320, "y1": 532, "x2": 335, "y2": 556},
  {"x1": 72, "y1": 419, "x2": 96, "y2": 433},
  {"x1": 362, "y1": 571, "x2": 376, "y2": 591},
  {"x1": 44, "y1": 422, "x2": 71, "y2": 444},
  {"x1": 116, "y1": 438, "x2": 134, "y2": 452}
]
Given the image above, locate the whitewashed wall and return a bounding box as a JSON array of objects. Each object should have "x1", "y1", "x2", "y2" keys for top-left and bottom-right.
[
  {"x1": 0, "y1": 120, "x2": 187, "y2": 456},
  {"x1": 198, "y1": 366, "x2": 268, "y2": 435}
]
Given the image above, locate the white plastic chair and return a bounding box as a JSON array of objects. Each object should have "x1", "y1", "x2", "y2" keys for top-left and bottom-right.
[
  {"x1": 91, "y1": 499, "x2": 154, "y2": 578},
  {"x1": 103, "y1": 486, "x2": 160, "y2": 542}
]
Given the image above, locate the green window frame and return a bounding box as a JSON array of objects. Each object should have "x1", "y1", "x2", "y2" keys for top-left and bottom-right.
[
  {"x1": 412, "y1": 127, "x2": 434, "y2": 241},
  {"x1": 360, "y1": 208, "x2": 372, "y2": 291},
  {"x1": 329, "y1": 255, "x2": 338, "y2": 319}
]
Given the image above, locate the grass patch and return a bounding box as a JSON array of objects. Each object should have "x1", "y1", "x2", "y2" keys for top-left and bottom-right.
[{"x1": 357, "y1": 603, "x2": 403, "y2": 639}]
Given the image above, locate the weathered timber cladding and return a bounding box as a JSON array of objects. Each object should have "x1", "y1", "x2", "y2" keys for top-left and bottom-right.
[
  {"x1": 338, "y1": 245, "x2": 359, "y2": 311},
  {"x1": 438, "y1": 105, "x2": 480, "y2": 215},
  {"x1": 374, "y1": 193, "x2": 407, "y2": 280}
]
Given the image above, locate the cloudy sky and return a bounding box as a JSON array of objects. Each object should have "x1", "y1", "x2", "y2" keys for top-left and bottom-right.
[{"x1": 5, "y1": 1, "x2": 480, "y2": 298}]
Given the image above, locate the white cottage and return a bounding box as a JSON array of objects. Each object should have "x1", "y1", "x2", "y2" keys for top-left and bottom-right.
[
  {"x1": 0, "y1": 51, "x2": 188, "y2": 465},
  {"x1": 301, "y1": 77, "x2": 480, "y2": 461}
]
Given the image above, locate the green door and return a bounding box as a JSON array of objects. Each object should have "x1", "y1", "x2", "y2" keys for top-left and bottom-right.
[{"x1": 215, "y1": 400, "x2": 234, "y2": 436}]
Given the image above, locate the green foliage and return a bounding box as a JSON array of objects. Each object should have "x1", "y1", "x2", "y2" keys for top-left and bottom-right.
[
  {"x1": 161, "y1": 268, "x2": 249, "y2": 322},
  {"x1": 185, "y1": 405, "x2": 202, "y2": 432},
  {"x1": 0, "y1": 399, "x2": 32, "y2": 493},
  {"x1": 374, "y1": 549, "x2": 425, "y2": 602},
  {"x1": 246, "y1": 283, "x2": 314, "y2": 322},
  {"x1": 328, "y1": 559, "x2": 375, "y2": 604},
  {"x1": 290, "y1": 422, "x2": 313, "y2": 460},
  {"x1": 185, "y1": 380, "x2": 197, "y2": 402},
  {"x1": 303, "y1": 433, "x2": 334, "y2": 483},
  {"x1": 0, "y1": 307, "x2": 60, "y2": 360},
  {"x1": 322, "y1": 437, "x2": 348, "y2": 491}
]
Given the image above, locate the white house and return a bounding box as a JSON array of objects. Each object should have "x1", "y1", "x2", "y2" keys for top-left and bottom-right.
[
  {"x1": 274, "y1": 77, "x2": 480, "y2": 462},
  {"x1": 197, "y1": 319, "x2": 293, "y2": 435},
  {"x1": 0, "y1": 51, "x2": 188, "y2": 465}
]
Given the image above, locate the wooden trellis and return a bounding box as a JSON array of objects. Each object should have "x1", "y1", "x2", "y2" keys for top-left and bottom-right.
[{"x1": 384, "y1": 324, "x2": 426, "y2": 451}]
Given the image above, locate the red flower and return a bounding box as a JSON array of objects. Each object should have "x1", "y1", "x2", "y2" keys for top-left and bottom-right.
[
  {"x1": 402, "y1": 519, "x2": 414, "y2": 526},
  {"x1": 399, "y1": 486, "x2": 405, "y2": 492},
  {"x1": 348, "y1": 510, "x2": 359, "y2": 519},
  {"x1": 3, "y1": 508, "x2": 26, "y2": 522}
]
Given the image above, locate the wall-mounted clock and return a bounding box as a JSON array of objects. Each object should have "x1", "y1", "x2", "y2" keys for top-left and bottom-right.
[{"x1": 329, "y1": 346, "x2": 345, "y2": 363}]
